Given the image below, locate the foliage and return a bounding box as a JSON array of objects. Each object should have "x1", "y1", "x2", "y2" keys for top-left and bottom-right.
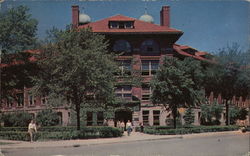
[
  {"x1": 200, "y1": 103, "x2": 223, "y2": 125},
  {"x1": 151, "y1": 56, "x2": 205, "y2": 128},
  {"x1": 1, "y1": 111, "x2": 33, "y2": 127},
  {"x1": 238, "y1": 108, "x2": 248, "y2": 120},
  {"x1": 0, "y1": 5, "x2": 38, "y2": 55},
  {"x1": 143, "y1": 125, "x2": 239, "y2": 135},
  {"x1": 229, "y1": 107, "x2": 248, "y2": 124},
  {"x1": 204, "y1": 44, "x2": 250, "y2": 125},
  {"x1": 36, "y1": 109, "x2": 60, "y2": 126},
  {"x1": 183, "y1": 107, "x2": 195, "y2": 125},
  {"x1": 32, "y1": 28, "x2": 118, "y2": 130},
  {"x1": 0, "y1": 6, "x2": 39, "y2": 106},
  {"x1": 0, "y1": 126, "x2": 123, "y2": 141}
]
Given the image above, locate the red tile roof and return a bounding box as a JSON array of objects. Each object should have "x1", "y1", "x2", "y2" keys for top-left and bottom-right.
[
  {"x1": 173, "y1": 44, "x2": 213, "y2": 62},
  {"x1": 79, "y1": 14, "x2": 183, "y2": 34}
]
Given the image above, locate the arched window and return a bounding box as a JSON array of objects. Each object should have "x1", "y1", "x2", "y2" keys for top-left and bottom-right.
[
  {"x1": 140, "y1": 39, "x2": 159, "y2": 53},
  {"x1": 113, "y1": 40, "x2": 132, "y2": 53}
]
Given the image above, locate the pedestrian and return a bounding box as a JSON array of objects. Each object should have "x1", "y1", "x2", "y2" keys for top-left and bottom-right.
[
  {"x1": 139, "y1": 122, "x2": 144, "y2": 132},
  {"x1": 103, "y1": 119, "x2": 108, "y2": 126},
  {"x1": 28, "y1": 120, "x2": 37, "y2": 142},
  {"x1": 126, "y1": 120, "x2": 132, "y2": 136},
  {"x1": 117, "y1": 120, "x2": 121, "y2": 128},
  {"x1": 120, "y1": 120, "x2": 125, "y2": 131}
]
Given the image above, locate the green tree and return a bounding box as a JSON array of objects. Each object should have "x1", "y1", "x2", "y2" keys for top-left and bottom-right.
[
  {"x1": 36, "y1": 109, "x2": 60, "y2": 126},
  {"x1": 200, "y1": 103, "x2": 223, "y2": 125},
  {"x1": 229, "y1": 107, "x2": 240, "y2": 125},
  {"x1": 33, "y1": 28, "x2": 118, "y2": 130},
  {"x1": 238, "y1": 108, "x2": 248, "y2": 120},
  {"x1": 0, "y1": 6, "x2": 38, "y2": 106},
  {"x1": 204, "y1": 44, "x2": 250, "y2": 125},
  {"x1": 183, "y1": 107, "x2": 195, "y2": 125},
  {"x1": 0, "y1": 5, "x2": 38, "y2": 55},
  {"x1": 151, "y1": 56, "x2": 204, "y2": 129}
]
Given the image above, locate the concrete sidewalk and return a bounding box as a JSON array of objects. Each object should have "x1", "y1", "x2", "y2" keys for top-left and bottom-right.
[{"x1": 0, "y1": 131, "x2": 244, "y2": 150}]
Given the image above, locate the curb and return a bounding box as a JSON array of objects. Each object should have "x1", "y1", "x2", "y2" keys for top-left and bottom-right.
[{"x1": 1, "y1": 136, "x2": 183, "y2": 150}]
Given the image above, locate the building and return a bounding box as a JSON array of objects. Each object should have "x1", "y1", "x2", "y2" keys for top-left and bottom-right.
[{"x1": 1, "y1": 5, "x2": 249, "y2": 127}]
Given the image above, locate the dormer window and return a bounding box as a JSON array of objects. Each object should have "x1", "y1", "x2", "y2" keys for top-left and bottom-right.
[{"x1": 109, "y1": 21, "x2": 134, "y2": 29}]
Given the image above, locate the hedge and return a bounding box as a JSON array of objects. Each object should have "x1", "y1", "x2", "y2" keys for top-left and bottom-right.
[
  {"x1": 0, "y1": 126, "x2": 123, "y2": 141},
  {"x1": 143, "y1": 125, "x2": 239, "y2": 135},
  {"x1": 0, "y1": 126, "x2": 76, "y2": 132}
]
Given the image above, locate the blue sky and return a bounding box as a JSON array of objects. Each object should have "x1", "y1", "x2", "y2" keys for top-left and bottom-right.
[{"x1": 1, "y1": 0, "x2": 249, "y2": 53}]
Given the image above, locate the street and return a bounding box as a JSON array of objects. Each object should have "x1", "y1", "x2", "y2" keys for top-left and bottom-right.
[{"x1": 2, "y1": 133, "x2": 249, "y2": 156}]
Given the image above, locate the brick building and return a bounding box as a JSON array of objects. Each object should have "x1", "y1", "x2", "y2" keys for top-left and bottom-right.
[{"x1": 1, "y1": 5, "x2": 249, "y2": 127}]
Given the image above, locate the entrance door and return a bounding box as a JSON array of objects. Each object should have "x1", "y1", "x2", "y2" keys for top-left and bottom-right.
[{"x1": 115, "y1": 109, "x2": 132, "y2": 127}]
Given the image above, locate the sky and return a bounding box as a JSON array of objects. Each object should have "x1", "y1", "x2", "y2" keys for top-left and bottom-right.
[{"x1": 0, "y1": 0, "x2": 249, "y2": 53}]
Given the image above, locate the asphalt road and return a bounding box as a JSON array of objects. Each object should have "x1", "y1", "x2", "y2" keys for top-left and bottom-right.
[{"x1": 2, "y1": 133, "x2": 249, "y2": 156}]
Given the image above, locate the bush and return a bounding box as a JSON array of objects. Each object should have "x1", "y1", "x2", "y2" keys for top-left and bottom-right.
[
  {"x1": 1, "y1": 111, "x2": 33, "y2": 127},
  {"x1": 0, "y1": 126, "x2": 123, "y2": 141},
  {"x1": 200, "y1": 103, "x2": 223, "y2": 125},
  {"x1": 143, "y1": 125, "x2": 239, "y2": 135},
  {"x1": 183, "y1": 107, "x2": 195, "y2": 125},
  {"x1": 36, "y1": 109, "x2": 60, "y2": 126}
]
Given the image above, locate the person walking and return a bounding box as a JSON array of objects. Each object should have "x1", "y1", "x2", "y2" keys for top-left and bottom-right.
[
  {"x1": 117, "y1": 120, "x2": 121, "y2": 128},
  {"x1": 28, "y1": 120, "x2": 37, "y2": 142},
  {"x1": 120, "y1": 121, "x2": 125, "y2": 131},
  {"x1": 139, "y1": 122, "x2": 144, "y2": 132},
  {"x1": 126, "y1": 120, "x2": 132, "y2": 136}
]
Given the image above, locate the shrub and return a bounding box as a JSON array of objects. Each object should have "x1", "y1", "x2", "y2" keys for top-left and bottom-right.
[
  {"x1": 1, "y1": 111, "x2": 33, "y2": 127},
  {"x1": 143, "y1": 125, "x2": 239, "y2": 135},
  {"x1": 0, "y1": 126, "x2": 123, "y2": 141},
  {"x1": 200, "y1": 103, "x2": 223, "y2": 125},
  {"x1": 36, "y1": 109, "x2": 60, "y2": 126},
  {"x1": 183, "y1": 107, "x2": 195, "y2": 125}
]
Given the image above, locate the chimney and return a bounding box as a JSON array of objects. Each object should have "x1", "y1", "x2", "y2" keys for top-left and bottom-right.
[
  {"x1": 160, "y1": 6, "x2": 170, "y2": 27},
  {"x1": 72, "y1": 5, "x2": 79, "y2": 28}
]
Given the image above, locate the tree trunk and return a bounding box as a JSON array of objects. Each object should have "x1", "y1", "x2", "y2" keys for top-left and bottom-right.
[
  {"x1": 173, "y1": 106, "x2": 177, "y2": 129},
  {"x1": 75, "y1": 103, "x2": 80, "y2": 130},
  {"x1": 225, "y1": 100, "x2": 229, "y2": 125}
]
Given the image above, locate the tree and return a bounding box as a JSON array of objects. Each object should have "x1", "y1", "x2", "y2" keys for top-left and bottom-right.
[
  {"x1": 183, "y1": 107, "x2": 195, "y2": 125},
  {"x1": 200, "y1": 103, "x2": 223, "y2": 125},
  {"x1": 33, "y1": 28, "x2": 118, "y2": 130},
  {"x1": 0, "y1": 6, "x2": 38, "y2": 106},
  {"x1": 36, "y1": 109, "x2": 60, "y2": 126},
  {"x1": 0, "y1": 5, "x2": 38, "y2": 55},
  {"x1": 151, "y1": 56, "x2": 204, "y2": 128},
  {"x1": 229, "y1": 107, "x2": 248, "y2": 125},
  {"x1": 204, "y1": 44, "x2": 250, "y2": 125}
]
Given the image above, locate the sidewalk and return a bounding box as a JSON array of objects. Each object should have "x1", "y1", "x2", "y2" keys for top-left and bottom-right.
[{"x1": 0, "y1": 130, "x2": 244, "y2": 150}]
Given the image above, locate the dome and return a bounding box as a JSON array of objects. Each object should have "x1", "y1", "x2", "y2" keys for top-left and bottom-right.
[
  {"x1": 79, "y1": 13, "x2": 91, "y2": 24},
  {"x1": 139, "y1": 14, "x2": 154, "y2": 23}
]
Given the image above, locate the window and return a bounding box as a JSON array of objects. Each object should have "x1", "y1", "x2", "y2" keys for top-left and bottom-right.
[
  {"x1": 141, "y1": 60, "x2": 159, "y2": 76},
  {"x1": 115, "y1": 85, "x2": 132, "y2": 101},
  {"x1": 6, "y1": 99, "x2": 13, "y2": 108},
  {"x1": 41, "y1": 94, "x2": 48, "y2": 105},
  {"x1": 97, "y1": 112, "x2": 104, "y2": 126},
  {"x1": 109, "y1": 21, "x2": 134, "y2": 29},
  {"x1": 16, "y1": 93, "x2": 24, "y2": 107},
  {"x1": 140, "y1": 40, "x2": 159, "y2": 53},
  {"x1": 117, "y1": 60, "x2": 131, "y2": 76},
  {"x1": 29, "y1": 95, "x2": 36, "y2": 106},
  {"x1": 113, "y1": 40, "x2": 132, "y2": 53},
  {"x1": 87, "y1": 112, "x2": 93, "y2": 126},
  {"x1": 153, "y1": 110, "x2": 160, "y2": 125},
  {"x1": 142, "y1": 84, "x2": 151, "y2": 101},
  {"x1": 142, "y1": 110, "x2": 149, "y2": 126}
]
